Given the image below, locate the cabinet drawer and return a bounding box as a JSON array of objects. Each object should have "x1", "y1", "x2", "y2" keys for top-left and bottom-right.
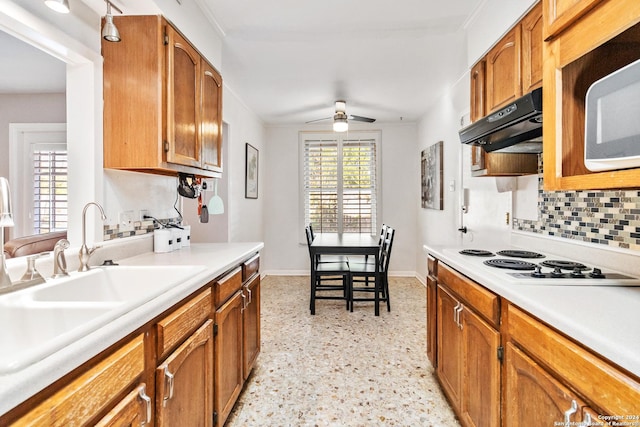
[
  {"x1": 157, "y1": 288, "x2": 212, "y2": 360},
  {"x1": 437, "y1": 262, "x2": 500, "y2": 327},
  {"x1": 242, "y1": 254, "x2": 260, "y2": 282},
  {"x1": 14, "y1": 335, "x2": 145, "y2": 426},
  {"x1": 214, "y1": 267, "x2": 242, "y2": 307},
  {"x1": 506, "y1": 303, "x2": 640, "y2": 414}
]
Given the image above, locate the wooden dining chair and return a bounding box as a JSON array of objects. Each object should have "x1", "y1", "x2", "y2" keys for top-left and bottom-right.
[
  {"x1": 349, "y1": 226, "x2": 395, "y2": 313},
  {"x1": 305, "y1": 226, "x2": 351, "y2": 314}
]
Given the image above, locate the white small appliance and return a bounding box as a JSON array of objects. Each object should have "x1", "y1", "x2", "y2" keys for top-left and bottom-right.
[{"x1": 584, "y1": 57, "x2": 640, "y2": 171}]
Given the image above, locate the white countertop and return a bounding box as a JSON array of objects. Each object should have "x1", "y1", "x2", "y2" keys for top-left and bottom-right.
[
  {"x1": 0, "y1": 242, "x2": 263, "y2": 416},
  {"x1": 424, "y1": 243, "x2": 640, "y2": 379}
]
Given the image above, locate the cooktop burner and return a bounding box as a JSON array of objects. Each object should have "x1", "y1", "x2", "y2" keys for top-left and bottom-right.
[
  {"x1": 496, "y1": 250, "x2": 545, "y2": 259},
  {"x1": 484, "y1": 259, "x2": 537, "y2": 270},
  {"x1": 540, "y1": 260, "x2": 589, "y2": 271},
  {"x1": 459, "y1": 249, "x2": 495, "y2": 257}
]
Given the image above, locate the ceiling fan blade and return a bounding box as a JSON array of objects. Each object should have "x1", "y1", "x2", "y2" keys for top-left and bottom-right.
[
  {"x1": 349, "y1": 115, "x2": 376, "y2": 123},
  {"x1": 305, "y1": 116, "x2": 332, "y2": 124}
]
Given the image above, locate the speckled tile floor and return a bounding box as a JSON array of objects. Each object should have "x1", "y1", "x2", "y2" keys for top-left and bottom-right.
[{"x1": 226, "y1": 275, "x2": 460, "y2": 427}]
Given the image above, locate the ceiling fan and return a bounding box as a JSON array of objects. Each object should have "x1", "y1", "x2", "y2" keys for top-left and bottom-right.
[{"x1": 305, "y1": 100, "x2": 376, "y2": 132}]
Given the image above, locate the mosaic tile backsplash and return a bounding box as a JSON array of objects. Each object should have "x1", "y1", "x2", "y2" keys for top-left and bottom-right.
[{"x1": 514, "y1": 176, "x2": 640, "y2": 252}]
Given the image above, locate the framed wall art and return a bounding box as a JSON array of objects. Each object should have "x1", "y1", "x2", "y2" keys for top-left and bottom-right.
[
  {"x1": 245, "y1": 143, "x2": 259, "y2": 199},
  {"x1": 421, "y1": 141, "x2": 443, "y2": 210}
]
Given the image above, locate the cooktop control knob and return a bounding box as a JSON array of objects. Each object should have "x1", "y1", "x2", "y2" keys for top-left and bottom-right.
[
  {"x1": 589, "y1": 268, "x2": 605, "y2": 279},
  {"x1": 551, "y1": 267, "x2": 564, "y2": 278},
  {"x1": 570, "y1": 267, "x2": 585, "y2": 278},
  {"x1": 532, "y1": 265, "x2": 545, "y2": 278}
]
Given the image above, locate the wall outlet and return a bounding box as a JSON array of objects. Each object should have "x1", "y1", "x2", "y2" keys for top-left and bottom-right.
[
  {"x1": 119, "y1": 210, "x2": 135, "y2": 232},
  {"x1": 139, "y1": 209, "x2": 150, "y2": 221}
]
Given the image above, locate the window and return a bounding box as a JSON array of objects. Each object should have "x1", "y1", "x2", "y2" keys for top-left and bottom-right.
[
  {"x1": 32, "y1": 145, "x2": 68, "y2": 234},
  {"x1": 9, "y1": 123, "x2": 67, "y2": 237},
  {"x1": 300, "y1": 131, "x2": 380, "y2": 235}
]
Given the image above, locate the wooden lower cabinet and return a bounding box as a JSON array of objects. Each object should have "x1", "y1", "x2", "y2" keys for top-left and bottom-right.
[
  {"x1": 1, "y1": 253, "x2": 261, "y2": 427},
  {"x1": 214, "y1": 290, "x2": 244, "y2": 426},
  {"x1": 156, "y1": 320, "x2": 214, "y2": 427},
  {"x1": 243, "y1": 274, "x2": 261, "y2": 379},
  {"x1": 437, "y1": 285, "x2": 500, "y2": 427},
  {"x1": 95, "y1": 384, "x2": 152, "y2": 427},
  {"x1": 504, "y1": 343, "x2": 587, "y2": 426},
  {"x1": 12, "y1": 335, "x2": 145, "y2": 426},
  {"x1": 430, "y1": 258, "x2": 640, "y2": 427}
]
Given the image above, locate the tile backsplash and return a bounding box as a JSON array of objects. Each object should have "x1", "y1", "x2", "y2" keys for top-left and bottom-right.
[{"x1": 514, "y1": 176, "x2": 640, "y2": 252}]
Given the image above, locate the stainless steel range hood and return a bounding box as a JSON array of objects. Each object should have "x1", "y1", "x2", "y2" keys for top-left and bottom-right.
[{"x1": 459, "y1": 87, "x2": 542, "y2": 153}]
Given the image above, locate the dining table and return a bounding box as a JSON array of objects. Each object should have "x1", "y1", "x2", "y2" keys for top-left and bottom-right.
[{"x1": 310, "y1": 233, "x2": 382, "y2": 315}]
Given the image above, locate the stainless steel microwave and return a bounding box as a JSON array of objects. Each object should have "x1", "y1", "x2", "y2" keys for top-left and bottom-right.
[{"x1": 584, "y1": 57, "x2": 640, "y2": 172}]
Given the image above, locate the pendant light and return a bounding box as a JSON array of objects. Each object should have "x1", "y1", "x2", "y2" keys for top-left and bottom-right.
[
  {"x1": 102, "y1": 1, "x2": 123, "y2": 43},
  {"x1": 44, "y1": 0, "x2": 70, "y2": 14}
]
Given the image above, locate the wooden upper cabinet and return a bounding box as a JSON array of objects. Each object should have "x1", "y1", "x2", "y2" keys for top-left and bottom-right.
[
  {"x1": 201, "y1": 62, "x2": 223, "y2": 172},
  {"x1": 470, "y1": 60, "x2": 485, "y2": 123},
  {"x1": 521, "y1": 2, "x2": 543, "y2": 94},
  {"x1": 543, "y1": 0, "x2": 602, "y2": 40},
  {"x1": 102, "y1": 15, "x2": 223, "y2": 178},
  {"x1": 166, "y1": 25, "x2": 202, "y2": 169},
  {"x1": 486, "y1": 26, "x2": 522, "y2": 113},
  {"x1": 542, "y1": 0, "x2": 640, "y2": 190}
]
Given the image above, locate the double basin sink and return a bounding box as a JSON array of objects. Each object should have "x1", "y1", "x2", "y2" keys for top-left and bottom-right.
[{"x1": 0, "y1": 265, "x2": 207, "y2": 374}]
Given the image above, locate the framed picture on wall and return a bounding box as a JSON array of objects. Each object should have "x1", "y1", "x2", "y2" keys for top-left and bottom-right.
[
  {"x1": 245, "y1": 143, "x2": 259, "y2": 199},
  {"x1": 421, "y1": 141, "x2": 443, "y2": 210}
]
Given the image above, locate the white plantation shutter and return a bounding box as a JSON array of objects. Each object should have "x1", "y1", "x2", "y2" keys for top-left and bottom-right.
[
  {"x1": 342, "y1": 138, "x2": 376, "y2": 233},
  {"x1": 302, "y1": 131, "x2": 380, "y2": 235},
  {"x1": 32, "y1": 145, "x2": 68, "y2": 234}
]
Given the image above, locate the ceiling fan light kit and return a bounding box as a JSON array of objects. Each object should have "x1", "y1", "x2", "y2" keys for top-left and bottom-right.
[
  {"x1": 307, "y1": 100, "x2": 376, "y2": 132},
  {"x1": 333, "y1": 111, "x2": 349, "y2": 132}
]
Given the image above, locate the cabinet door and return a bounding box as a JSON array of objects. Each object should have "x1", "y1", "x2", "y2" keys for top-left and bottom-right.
[
  {"x1": 201, "y1": 61, "x2": 223, "y2": 172},
  {"x1": 215, "y1": 290, "x2": 244, "y2": 427},
  {"x1": 504, "y1": 343, "x2": 586, "y2": 426},
  {"x1": 486, "y1": 26, "x2": 521, "y2": 113},
  {"x1": 436, "y1": 285, "x2": 462, "y2": 412},
  {"x1": 166, "y1": 25, "x2": 202, "y2": 168},
  {"x1": 95, "y1": 384, "x2": 152, "y2": 427},
  {"x1": 156, "y1": 320, "x2": 214, "y2": 427},
  {"x1": 243, "y1": 274, "x2": 261, "y2": 379},
  {"x1": 521, "y1": 2, "x2": 543, "y2": 94},
  {"x1": 470, "y1": 60, "x2": 485, "y2": 123},
  {"x1": 426, "y1": 274, "x2": 437, "y2": 365},
  {"x1": 461, "y1": 307, "x2": 500, "y2": 427},
  {"x1": 13, "y1": 335, "x2": 144, "y2": 426},
  {"x1": 543, "y1": 0, "x2": 602, "y2": 40}
]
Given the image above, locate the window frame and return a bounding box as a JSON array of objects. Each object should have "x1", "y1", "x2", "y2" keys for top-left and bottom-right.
[{"x1": 299, "y1": 130, "x2": 382, "y2": 238}]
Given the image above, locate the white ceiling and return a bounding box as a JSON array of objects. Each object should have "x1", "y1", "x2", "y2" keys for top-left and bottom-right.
[
  {"x1": 201, "y1": 0, "x2": 483, "y2": 125},
  {"x1": 0, "y1": 30, "x2": 66, "y2": 94},
  {"x1": 1, "y1": 0, "x2": 484, "y2": 125}
]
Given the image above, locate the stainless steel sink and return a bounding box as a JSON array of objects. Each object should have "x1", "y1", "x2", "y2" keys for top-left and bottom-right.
[{"x1": 0, "y1": 265, "x2": 207, "y2": 374}]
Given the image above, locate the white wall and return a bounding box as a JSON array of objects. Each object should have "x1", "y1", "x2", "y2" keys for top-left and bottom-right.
[
  {"x1": 262, "y1": 122, "x2": 418, "y2": 276},
  {"x1": 0, "y1": 93, "x2": 66, "y2": 179}
]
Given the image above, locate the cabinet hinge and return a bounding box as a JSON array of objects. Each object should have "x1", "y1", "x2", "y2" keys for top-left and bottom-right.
[
  {"x1": 163, "y1": 31, "x2": 169, "y2": 46},
  {"x1": 497, "y1": 346, "x2": 504, "y2": 363},
  {"x1": 163, "y1": 140, "x2": 169, "y2": 152},
  {"x1": 213, "y1": 323, "x2": 218, "y2": 336},
  {"x1": 213, "y1": 411, "x2": 218, "y2": 425}
]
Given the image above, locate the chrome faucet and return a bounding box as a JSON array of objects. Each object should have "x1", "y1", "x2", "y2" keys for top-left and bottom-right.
[
  {"x1": 52, "y1": 238, "x2": 70, "y2": 278},
  {"x1": 78, "y1": 202, "x2": 107, "y2": 272}
]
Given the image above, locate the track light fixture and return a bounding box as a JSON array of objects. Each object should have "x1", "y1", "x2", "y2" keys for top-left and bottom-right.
[
  {"x1": 44, "y1": 0, "x2": 70, "y2": 14},
  {"x1": 102, "y1": 0, "x2": 123, "y2": 43}
]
